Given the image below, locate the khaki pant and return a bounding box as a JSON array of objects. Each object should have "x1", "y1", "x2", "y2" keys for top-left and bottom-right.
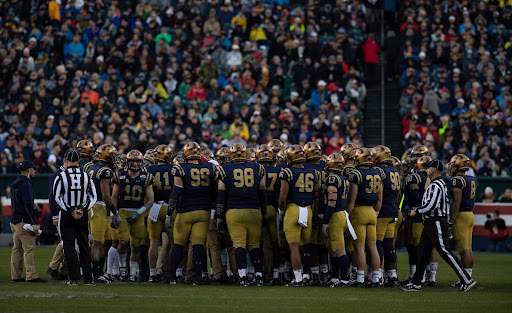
[
  {"x1": 48, "y1": 242, "x2": 68, "y2": 275},
  {"x1": 156, "y1": 232, "x2": 173, "y2": 276},
  {"x1": 10, "y1": 222, "x2": 39, "y2": 280}
]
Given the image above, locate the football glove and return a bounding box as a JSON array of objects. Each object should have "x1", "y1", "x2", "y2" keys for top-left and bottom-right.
[
  {"x1": 127, "y1": 212, "x2": 141, "y2": 224},
  {"x1": 322, "y1": 224, "x2": 328, "y2": 238},
  {"x1": 165, "y1": 215, "x2": 173, "y2": 229},
  {"x1": 110, "y1": 213, "x2": 121, "y2": 229},
  {"x1": 23, "y1": 224, "x2": 34, "y2": 232}
]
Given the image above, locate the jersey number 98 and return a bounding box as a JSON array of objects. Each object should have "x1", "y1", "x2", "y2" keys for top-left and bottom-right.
[{"x1": 234, "y1": 168, "x2": 255, "y2": 187}]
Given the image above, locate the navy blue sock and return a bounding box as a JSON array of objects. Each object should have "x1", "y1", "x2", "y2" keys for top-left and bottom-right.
[
  {"x1": 383, "y1": 238, "x2": 397, "y2": 267},
  {"x1": 301, "y1": 244, "x2": 312, "y2": 275},
  {"x1": 376, "y1": 240, "x2": 384, "y2": 264},
  {"x1": 192, "y1": 245, "x2": 204, "y2": 279},
  {"x1": 340, "y1": 255, "x2": 349, "y2": 281},
  {"x1": 168, "y1": 244, "x2": 184, "y2": 280},
  {"x1": 330, "y1": 256, "x2": 341, "y2": 280},
  {"x1": 235, "y1": 247, "x2": 247, "y2": 272},
  {"x1": 249, "y1": 248, "x2": 263, "y2": 274}
]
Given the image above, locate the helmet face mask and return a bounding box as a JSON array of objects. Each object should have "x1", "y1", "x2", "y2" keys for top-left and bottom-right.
[
  {"x1": 77, "y1": 140, "x2": 94, "y2": 159},
  {"x1": 126, "y1": 150, "x2": 144, "y2": 172},
  {"x1": 256, "y1": 144, "x2": 273, "y2": 163},
  {"x1": 340, "y1": 143, "x2": 358, "y2": 163},
  {"x1": 416, "y1": 156, "x2": 432, "y2": 172},
  {"x1": 215, "y1": 147, "x2": 230, "y2": 165}
]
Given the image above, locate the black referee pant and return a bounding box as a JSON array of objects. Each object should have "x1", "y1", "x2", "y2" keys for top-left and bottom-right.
[
  {"x1": 411, "y1": 219, "x2": 471, "y2": 286},
  {"x1": 60, "y1": 209, "x2": 93, "y2": 283}
]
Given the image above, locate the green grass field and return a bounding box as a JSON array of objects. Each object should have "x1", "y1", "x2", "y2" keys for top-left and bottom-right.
[{"x1": 0, "y1": 247, "x2": 511, "y2": 313}]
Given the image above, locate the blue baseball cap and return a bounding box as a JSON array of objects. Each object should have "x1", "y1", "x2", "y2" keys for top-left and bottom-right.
[{"x1": 19, "y1": 160, "x2": 39, "y2": 171}]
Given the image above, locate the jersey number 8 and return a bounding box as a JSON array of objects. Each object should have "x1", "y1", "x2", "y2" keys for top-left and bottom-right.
[{"x1": 234, "y1": 168, "x2": 255, "y2": 187}]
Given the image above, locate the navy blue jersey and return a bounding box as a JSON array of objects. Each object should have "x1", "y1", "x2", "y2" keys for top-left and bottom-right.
[
  {"x1": 342, "y1": 164, "x2": 356, "y2": 178},
  {"x1": 406, "y1": 172, "x2": 430, "y2": 222},
  {"x1": 347, "y1": 167, "x2": 384, "y2": 206},
  {"x1": 172, "y1": 162, "x2": 216, "y2": 212},
  {"x1": 146, "y1": 164, "x2": 174, "y2": 202},
  {"x1": 451, "y1": 175, "x2": 477, "y2": 212},
  {"x1": 377, "y1": 165, "x2": 400, "y2": 218},
  {"x1": 79, "y1": 159, "x2": 91, "y2": 171},
  {"x1": 113, "y1": 171, "x2": 153, "y2": 209},
  {"x1": 279, "y1": 166, "x2": 320, "y2": 207},
  {"x1": 263, "y1": 165, "x2": 281, "y2": 208},
  {"x1": 218, "y1": 162, "x2": 265, "y2": 209},
  {"x1": 87, "y1": 164, "x2": 113, "y2": 202},
  {"x1": 325, "y1": 173, "x2": 349, "y2": 212},
  {"x1": 305, "y1": 162, "x2": 327, "y2": 214}
]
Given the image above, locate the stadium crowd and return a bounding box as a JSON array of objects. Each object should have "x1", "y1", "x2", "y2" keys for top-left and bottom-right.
[
  {"x1": 394, "y1": 0, "x2": 512, "y2": 176},
  {"x1": 0, "y1": 0, "x2": 381, "y2": 174}
]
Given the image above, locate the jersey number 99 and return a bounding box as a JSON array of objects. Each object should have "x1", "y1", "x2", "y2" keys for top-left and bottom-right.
[{"x1": 191, "y1": 168, "x2": 210, "y2": 187}]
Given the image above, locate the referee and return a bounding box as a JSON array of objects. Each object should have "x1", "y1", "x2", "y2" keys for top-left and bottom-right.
[
  {"x1": 400, "y1": 160, "x2": 476, "y2": 292},
  {"x1": 53, "y1": 150, "x2": 97, "y2": 286}
]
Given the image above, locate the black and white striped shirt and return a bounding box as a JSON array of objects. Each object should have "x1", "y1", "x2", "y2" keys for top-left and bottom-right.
[
  {"x1": 53, "y1": 166, "x2": 97, "y2": 212},
  {"x1": 418, "y1": 176, "x2": 449, "y2": 221}
]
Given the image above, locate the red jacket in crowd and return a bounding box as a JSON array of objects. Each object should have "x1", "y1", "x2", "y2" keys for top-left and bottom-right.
[{"x1": 362, "y1": 38, "x2": 380, "y2": 64}]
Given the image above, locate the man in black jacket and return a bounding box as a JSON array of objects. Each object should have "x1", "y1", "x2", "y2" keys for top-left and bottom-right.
[{"x1": 10, "y1": 160, "x2": 47, "y2": 283}]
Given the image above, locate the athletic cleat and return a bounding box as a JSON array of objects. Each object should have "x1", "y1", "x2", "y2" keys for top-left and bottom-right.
[
  {"x1": 348, "y1": 280, "x2": 364, "y2": 287},
  {"x1": 425, "y1": 281, "x2": 437, "y2": 287},
  {"x1": 286, "y1": 279, "x2": 304, "y2": 287},
  {"x1": 450, "y1": 281, "x2": 461, "y2": 288},
  {"x1": 385, "y1": 277, "x2": 399, "y2": 287},
  {"x1": 322, "y1": 273, "x2": 332, "y2": 286},
  {"x1": 329, "y1": 280, "x2": 349, "y2": 288},
  {"x1": 176, "y1": 276, "x2": 185, "y2": 284},
  {"x1": 128, "y1": 275, "x2": 137, "y2": 283},
  {"x1": 310, "y1": 273, "x2": 321, "y2": 286},
  {"x1": 368, "y1": 281, "x2": 380, "y2": 288},
  {"x1": 459, "y1": 280, "x2": 477, "y2": 292},
  {"x1": 96, "y1": 275, "x2": 111, "y2": 283},
  {"x1": 193, "y1": 278, "x2": 210, "y2": 286},
  {"x1": 85, "y1": 281, "x2": 96, "y2": 286},
  {"x1": 302, "y1": 277, "x2": 310, "y2": 286},
  {"x1": 238, "y1": 276, "x2": 248, "y2": 286},
  {"x1": 400, "y1": 277, "x2": 412, "y2": 284},
  {"x1": 400, "y1": 283, "x2": 421, "y2": 291},
  {"x1": 168, "y1": 279, "x2": 177, "y2": 285},
  {"x1": 255, "y1": 276, "x2": 264, "y2": 287},
  {"x1": 66, "y1": 280, "x2": 78, "y2": 286},
  {"x1": 148, "y1": 275, "x2": 161, "y2": 283}
]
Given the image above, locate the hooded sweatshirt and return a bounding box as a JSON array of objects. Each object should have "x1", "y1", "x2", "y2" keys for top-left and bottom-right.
[{"x1": 10, "y1": 175, "x2": 36, "y2": 224}]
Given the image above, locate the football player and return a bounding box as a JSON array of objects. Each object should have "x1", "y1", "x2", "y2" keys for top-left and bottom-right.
[
  {"x1": 145, "y1": 145, "x2": 174, "y2": 282},
  {"x1": 303, "y1": 142, "x2": 329, "y2": 285},
  {"x1": 448, "y1": 154, "x2": 476, "y2": 287},
  {"x1": 166, "y1": 142, "x2": 216, "y2": 285},
  {"x1": 256, "y1": 144, "x2": 281, "y2": 284},
  {"x1": 322, "y1": 153, "x2": 350, "y2": 287},
  {"x1": 339, "y1": 143, "x2": 358, "y2": 280},
  {"x1": 217, "y1": 144, "x2": 267, "y2": 286},
  {"x1": 77, "y1": 140, "x2": 95, "y2": 170},
  {"x1": 144, "y1": 149, "x2": 156, "y2": 167},
  {"x1": 278, "y1": 145, "x2": 320, "y2": 286},
  {"x1": 86, "y1": 144, "x2": 118, "y2": 283},
  {"x1": 268, "y1": 139, "x2": 284, "y2": 159},
  {"x1": 346, "y1": 148, "x2": 383, "y2": 287},
  {"x1": 111, "y1": 150, "x2": 154, "y2": 282},
  {"x1": 372, "y1": 146, "x2": 401, "y2": 286}
]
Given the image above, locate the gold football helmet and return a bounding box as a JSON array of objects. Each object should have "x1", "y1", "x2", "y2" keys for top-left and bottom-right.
[
  {"x1": 448, "y1": 154, "x2": 470, "y2": 176},
  {"x1": 76, "y1": 140, "x2": 94, "y2": 159},
  {"x1": 229, "y1": 144, "x2": 247, "y2": 163},
  {"x1": 256, "y1": 144, "x2": 273, "y2": 163},
  {"x1": 391, "y1": 156, "x2": 402, "y2": 169},
  {"x1": 183, "y1": 142, "x2": 202, "y2": 161},
  {"x1": 126, "y1": 150, "x2": 144, "y2": 172},
  {"x1": 276, "y1": 148, "x2": 288, "y2": 164},
  {"x1": 401, "y1": 155, "x2": 415, "y2": 174},
  {"x1": 354, "y1": 148, "x2": 373, "y2": 167},
  {"x1": 144, "y1": 149, "x2": 155, "y2": 166},
  {"x1": 286, "y1": 145, "x2": 306, "y2": 165},
  {"x1": 154, "y1": 145, "x2": 173, "y2": 164},
  {"x1": 215, "y1": 147, "x2": 230, "y2": 165},
  {"x1": 268, "y1": 139, "x2": 284, "y2": 153},
  {"x1": 372, "y1": 145, "x2": 393, "y2": 165},
  {"x1": 202, "y1": 150, "x2": 214, "y2": 161},
  {"x1": 304, "y1": 141, "x2": 322, "y2": 161},
  {"x1": 416, "y1": 156, "x2": 432, "y2": 172},
  {"x1": 411, "y1": 145, "x2": 429, "y2": 161},
  {"x1": 324, "y1": 153, "x2": 344, "y2": 172},
  {"x1": 94, "y1": 144, "x2": 118, "y2": 166},
  {"x1": 340, "y1": 143, "x2": 358, "y2": 162}
]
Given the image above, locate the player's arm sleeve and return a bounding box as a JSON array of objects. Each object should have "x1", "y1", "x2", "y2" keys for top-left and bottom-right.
[
  {"x1": 323, "y1": 175, "x2": 339, "y2": 224},
  {"x1": 347, "y1": 169, "x2": 362, "y2": 185},
  {"x1": 407, "y1": 174, "x2": 421, "y2": 208}
]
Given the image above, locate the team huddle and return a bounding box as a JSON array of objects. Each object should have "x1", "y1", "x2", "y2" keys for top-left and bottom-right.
[{"x1": 52, "y1": 139, "x2": 476, "y2": 289}]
